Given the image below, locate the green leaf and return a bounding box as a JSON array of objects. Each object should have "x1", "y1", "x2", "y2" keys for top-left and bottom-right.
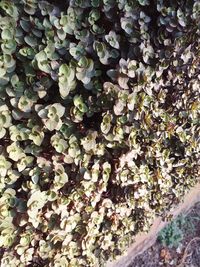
[
  {"x1": 20, "y1": 20, "x2": 31, "y2": 32},
  {"x1": 0, "y1": 67, "x2": 6, "y2": 77},
  {"x1": 58, "y1": 64, "x2": 76, "y2": 99},
  {"x1": 1, "y1": 28, "x2": 13, "y2": 39},
  {"x1": 0, "y1": 127, "x2": 6, "y2": 139},
  {"x1": 52, "y1": 103, "x2": 65, "y2": 118},
  {"x1": 35, "y1": 51, "x2": 51, "y2": 73},
  {"x1": 18, "y1": 96, "x2": 33, "y2": 113}
]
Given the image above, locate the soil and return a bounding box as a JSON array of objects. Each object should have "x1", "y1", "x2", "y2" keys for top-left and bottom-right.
[{"x1": 129, "y1": 202, "x2": 200, "y2": 267}]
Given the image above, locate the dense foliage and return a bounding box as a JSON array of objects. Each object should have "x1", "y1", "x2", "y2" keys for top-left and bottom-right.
[{"x1": 0, "y1": 0, "x2": 199, "y2": 266}]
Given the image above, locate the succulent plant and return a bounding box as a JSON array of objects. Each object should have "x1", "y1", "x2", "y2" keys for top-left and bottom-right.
[
  {"x1": 105, "y1": 31, "x2": 120, "y2": 49},
  {"x1": 37, "y1": 103, "x2": 65, "y2": 131},
  {"x1": 0, "y1": 105, "x2": 12, "y2": 138},
  {"x1": 0, "y1": 0, "x2": 199, "y2": 266},
  {"x1": 58, "y1": 63, "x2": 77, "y2": 99}
]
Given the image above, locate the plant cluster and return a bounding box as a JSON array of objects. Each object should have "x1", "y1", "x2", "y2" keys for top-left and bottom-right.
[
  {"x1": 158, "y1": 215, "x2": 186, "y2": 248},
  {"x1": 0, "y1": 0, "x2": 199, "y2": 266}
]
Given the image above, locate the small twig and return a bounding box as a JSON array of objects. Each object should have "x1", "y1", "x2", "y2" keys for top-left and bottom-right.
[{"x1": 177, "y1": 237, "x2": 200, "y2": 267}]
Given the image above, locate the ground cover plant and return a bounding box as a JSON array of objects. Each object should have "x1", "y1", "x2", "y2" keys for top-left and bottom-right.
[{"x1": 0, "y1": 0, "x2": 199, "y2": 266}]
